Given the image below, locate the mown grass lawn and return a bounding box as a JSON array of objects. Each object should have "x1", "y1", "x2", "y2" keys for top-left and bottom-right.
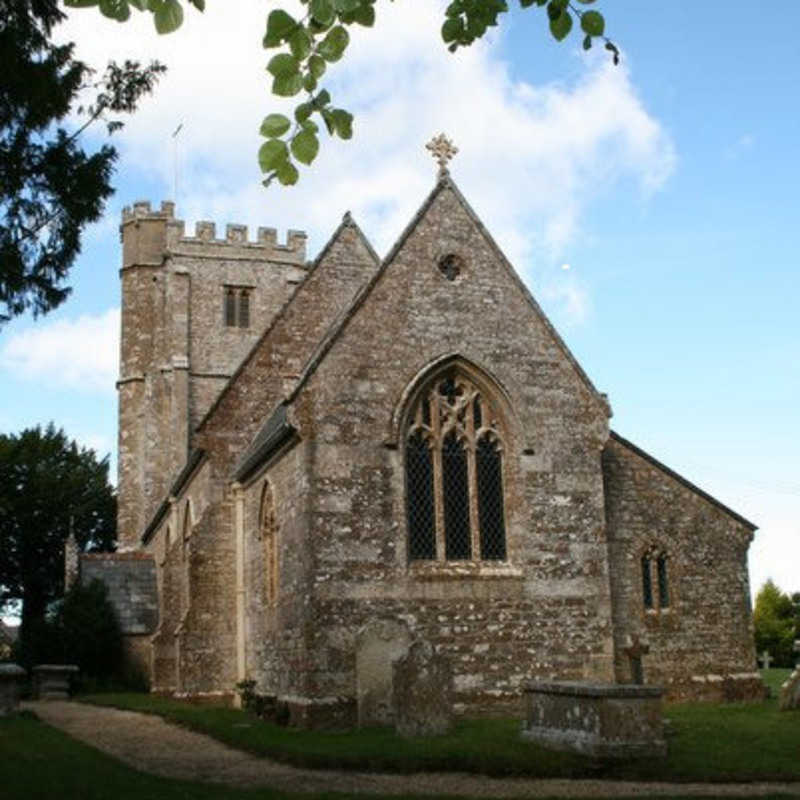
[
  {"x1": 81, "y1": 669, "x2": 800, "y2": 783},
  {"x1": 0, "y1": 709, "x2": 796, "y2": 800}
]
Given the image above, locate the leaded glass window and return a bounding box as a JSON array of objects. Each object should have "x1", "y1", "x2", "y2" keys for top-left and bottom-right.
[
  {"x1": 657, "y1": 554, "x2": 670, "y2": 608},
  {"x1": 405, "y1": 370, "x2": 507, "y2": 563},
  {"x1": 641, "y1": 555, "x2": 654, "y2": 609},
  {"x1": 642, "y1": 548, "x2": 671, "y2": 612}
]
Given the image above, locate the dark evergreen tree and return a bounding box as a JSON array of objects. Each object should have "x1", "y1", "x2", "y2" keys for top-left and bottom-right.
[
  {"x1": 753, "y1": 580, "x2": 797, "y2": 668},
  {"x1": 0, "y1": 424, "x2": 116, "y2": 652},
  {"x1": 0, "y1": 0, "x2": 164, "y2": 324}
]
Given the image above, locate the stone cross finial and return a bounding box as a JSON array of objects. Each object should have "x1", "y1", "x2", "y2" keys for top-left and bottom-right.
[
  {"x1": 426, "y1": 133, "x2": 458, "y2": 176},
  {"x1": 758, "y1": 650, "x2": 773, "y2": 670}
]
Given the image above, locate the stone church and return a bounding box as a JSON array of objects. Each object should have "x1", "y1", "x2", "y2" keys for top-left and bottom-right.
[{"x1": 105, "y1": 140, "x2": 761, "y2": 725}]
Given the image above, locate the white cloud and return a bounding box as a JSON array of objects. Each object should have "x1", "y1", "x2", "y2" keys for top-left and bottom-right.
[
  {"x1": 0, "y1": 309, "x2": 119, "y2": 393},
  {"x1": 58, "y1": 1, "x2": 675, "y2": 296}
]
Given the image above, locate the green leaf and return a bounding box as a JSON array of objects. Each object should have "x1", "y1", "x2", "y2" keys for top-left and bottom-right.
[
  {"x1": 291, "y1": 130, "x2": 320, "y2": 165},
  {"x1": 99, "y1": 0, "x2": 131, "y2": 22},
  {"x1": 441, "y1": 17, "x2": 464, "y2": 44},
  {"x1": 317, "y1": 25, "x2": 349, "y2": 62},
  {"x1": 549, "y1": 9, "x2": 572, "y2": 41},
  {"x1": 264, "y1": 9, "x2": 297, "y2": 48},
  {"x1": 303, "y1": 73, "x2": 318, "y2": 93},
  {"x1": 288, "y1": 27, "x2": 313, "y2": 60},
  {"x1": 272, "y1": 72, "x2": 304, "y2": 97},
  {"x1": 64, "y1": 0, "x2": 101, "y2": 7},
  {"x1": 188, "y1": 0, "x2": 204, "y2": 9},
  {"x1": 580, "y1": 10, "x2": 604, "y2": 37},
  {"x1": 276, "y1": 160, "x2": 299, "y2": 186},
  {"x1": 310, "y1": 0, "x2": 335, "y2": 26},
  {"x1": 308, "y1": 55, "x2": 327, "y2": 80},
  {"x1": 267, "y1": 53, "x2": 300, "y2": 78},
  {"x1": 295, "y1": 102, "x2": 313, "y2": 123},
  {"x1": 334, "y1": 0, "x2": 360, "y2": 12},
  {"x1": 300, "y1": 119, "x2": 319, "y2": 134},
  {"x1": 260, "y1": 114, "x2": 291, "y2": 138},
  {"x1": 353, "y1": 4, "x2": 375, "y2": 27},
  {"x1": 330, "y1": 108, "x2": 353, "y2": 139},
  {"x1": 152, "y1": 0, "x2": 183, "y2": 33},
  {"x1": 258, "y1": 139, "x2": 289, "y2": 172},
  {"x1": 582, "y1": 34, "x2": 592, "y2": 50},
  {"x1": 313, "y1": 89, "x2": 332, "y2": 108}
]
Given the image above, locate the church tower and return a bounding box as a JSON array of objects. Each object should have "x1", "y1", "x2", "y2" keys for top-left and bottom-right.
[{"x1": 116, "y1": 201, "x2": 308, "y2": 546}]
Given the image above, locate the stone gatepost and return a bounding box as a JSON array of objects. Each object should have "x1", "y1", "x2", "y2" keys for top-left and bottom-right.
[
  {"x1": 0, "y1": 664, "x2": 27, "y2": 715},
  {"x1": 33, "y1": 665, "x2": 79, "y2": 700}
]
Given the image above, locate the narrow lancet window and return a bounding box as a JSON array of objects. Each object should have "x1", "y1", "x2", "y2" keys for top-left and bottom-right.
[
  {"x1": 641, "y1": 555, "x2": 654, "y2": 609},
  {"x1": 657, "y1": 555, "x2": 670, "y2": 608},
  {"x1": 476, "y1": 436, "x2": 506, "y2": 560},
  {"x1": 224, "y1": 288, "x2": 236, "y2": 327},
  {"x1": 442, "y1": 432, "x2": 470, "y2": 559},
  {"x1": 238, "y1": 290, "x2": 250, "y2": 328},
  {"x1": 406, "y1": 431, "x2": 436, "y2": 560}
]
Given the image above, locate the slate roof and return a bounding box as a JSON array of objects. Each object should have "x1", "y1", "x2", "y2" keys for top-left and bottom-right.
[
  {"x1": 81, "y1": 553, "x2": 159, "y2": 635},
  {"x1": 233, "y1": 404, "x2": 296, "y2": 483}
]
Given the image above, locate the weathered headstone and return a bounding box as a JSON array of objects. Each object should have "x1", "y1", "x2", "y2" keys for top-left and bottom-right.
[
  {"x1": 355, "y1": 619, "x2": 410, "y2": 727},
  {"x1": 779, "y1": 668, "x2": 800, "y2": 711},
  {"x1": 0, "y1": 664, "x2": 26, "y2": 716},
  {"x1": 392, "y1": 640, "x2": 453, "y2": 737},
  {"x1": 33, "y1": 664, "x2": 79, "y2": 700},
  {"x1": 758, "y1": 650, "x2": 773, "y2": 670},
  {"x1": 623, "y1": 634, "x2": 650, "y2": 685},
  {"x1": 794, "y1": 640, "x2": 800, "y2": 668}
]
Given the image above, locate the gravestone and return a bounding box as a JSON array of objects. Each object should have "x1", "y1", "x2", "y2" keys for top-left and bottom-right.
[
  {"x1": 779, "y1": 668, "x2": 800, "y2": 711},
  {"x1": 355, "y1": 619, "x2": 410, "y2": 727},
  {"x1": 758, "y1": 650, "x2": 773, "y2": 670},
  {"x1": 392, "y1": 640, "x2": 453, "y2": 737},
  {"x1": 0, "y1": 664, "x2": 26, "y2": 716},
  {"x1": 623, "y1": 634, "x2": 650, "y2": 685},
  {"x1": 794, "y1": 640, "x2": 800, "y2": 668}
]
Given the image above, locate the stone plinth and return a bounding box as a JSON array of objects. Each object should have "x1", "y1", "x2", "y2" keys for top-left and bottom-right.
[
  {"x1": 522, "y1": 681, "x2": 666, "y2": 759},
  {"x1": 33, "y1": 664, "x2": 79, "y2": 700},
  {"x1": 0, "y1": 664, "x2": 27, "y2": 715},
  {"x1": 779, "y1": 668, "x2": 800, "y2": 711},
  {"x1": 392, "y1": 641, "x2": 453, "y2": 737}
]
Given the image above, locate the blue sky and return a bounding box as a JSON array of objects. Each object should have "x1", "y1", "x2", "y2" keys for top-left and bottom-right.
[{"x1": 1, "y1": 1, "x2": 797, "y2": 602}]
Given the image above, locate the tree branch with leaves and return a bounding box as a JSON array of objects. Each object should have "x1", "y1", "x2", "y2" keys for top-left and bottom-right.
[{"x1": 64, "y1": 0, "x2": 617, "y2": 189}]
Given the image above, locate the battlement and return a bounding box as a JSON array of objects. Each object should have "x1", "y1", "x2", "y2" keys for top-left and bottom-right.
[{"x1": 121, "y1": 200, "x2": 307, "y2": 263}]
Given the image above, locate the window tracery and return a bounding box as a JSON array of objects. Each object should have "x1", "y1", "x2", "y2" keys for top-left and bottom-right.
[{"x1": 405, "y1": 370, "x2": 507, "y2": 563}]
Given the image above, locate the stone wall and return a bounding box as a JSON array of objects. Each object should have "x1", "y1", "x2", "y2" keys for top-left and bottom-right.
[
  {"x1": 602, "y1": 432, "x2": 760, "y2": 700},
  {"x1": 281, "y1": 182, "x2": 616, "y2": 716}
]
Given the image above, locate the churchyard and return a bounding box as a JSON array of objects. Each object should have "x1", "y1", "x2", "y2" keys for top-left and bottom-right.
[{"x1": 1, "y1": 670, "x2": 799, "y2": 800}]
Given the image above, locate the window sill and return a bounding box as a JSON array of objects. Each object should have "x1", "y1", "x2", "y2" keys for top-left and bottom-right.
[{"x1": 407, "y1": 561, "x2": 523, "y2": 581}]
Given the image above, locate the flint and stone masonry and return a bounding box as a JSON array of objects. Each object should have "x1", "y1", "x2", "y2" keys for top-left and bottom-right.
[{"x1": 108, "y1": 145, "x2": 762, "y2": 725}]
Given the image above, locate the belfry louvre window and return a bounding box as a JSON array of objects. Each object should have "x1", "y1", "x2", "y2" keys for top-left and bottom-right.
[
  {"x1": 405, "y1": 371, "x2": 507, "y2": 562},
  {"x1": 223, "y1": 286, "x2": 252, "y2": 328}
]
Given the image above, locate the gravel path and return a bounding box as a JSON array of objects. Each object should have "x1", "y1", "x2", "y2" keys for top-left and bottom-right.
[{"x1": 25, "y1": 701, "x2": 800, "y2": 798}]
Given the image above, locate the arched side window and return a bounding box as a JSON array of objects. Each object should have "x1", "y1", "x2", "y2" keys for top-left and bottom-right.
[
  {"x1": 259, "y1": 482, "x2": 279, "y2": 607},
  {"x1": 405, "y1": 370, "x2": 507, "y2": 563},
  {"x1": 641, "y1": 547, "x2": 670, "y2": 611}
]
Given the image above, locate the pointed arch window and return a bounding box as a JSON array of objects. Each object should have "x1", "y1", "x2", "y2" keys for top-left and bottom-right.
[
  {"x1": 259, "y1": 482, "x2": 279, "y2": 607},
  {"x1": 641, "y1": 548, "x2": 670, "y2": 612},
  {"x1": 405, "y1": 370, "x2": 507, "y2": 563}
]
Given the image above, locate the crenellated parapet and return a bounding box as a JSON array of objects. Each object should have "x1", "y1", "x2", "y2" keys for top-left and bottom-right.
[{"x1": 120, "y1": 200, "x2": 307, "y2": 266}]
